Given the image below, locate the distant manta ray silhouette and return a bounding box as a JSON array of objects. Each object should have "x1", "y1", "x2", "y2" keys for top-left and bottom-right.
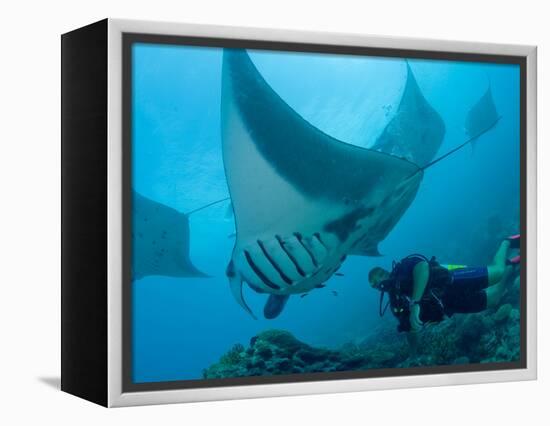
[
  {"x1": 131, "y1": 191, "x2": 228, "y2": 281},
  {"x1": 221, "y1": 50, "x2": 501, "y2": 320},
  {"x1": 421, "y1": 84, "x2": 502, "y2": 171},
  {"x1": 465, "y1": 83, "x2": 502, "y2": 148}
]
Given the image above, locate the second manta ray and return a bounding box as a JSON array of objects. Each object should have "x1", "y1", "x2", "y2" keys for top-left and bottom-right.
[{"x1": 221, "y1": 49, "x2": 446, "y2": 319}]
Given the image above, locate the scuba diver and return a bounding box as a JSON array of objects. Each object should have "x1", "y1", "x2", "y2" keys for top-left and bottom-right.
[{"x1": 368, "y1": 235, "x2": 520, "y2": 334}]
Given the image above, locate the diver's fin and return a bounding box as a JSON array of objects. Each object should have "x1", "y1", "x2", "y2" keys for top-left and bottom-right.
[
  {"x1": 229, "y1": 275, "x2": 257, "y2": 319},
  {"x1": 507, "y1": 234, "x2": 521, "y2": 250},
  {"x1": 349, "y1": 243, "x2": 382, "y2": 257},
  {"x1": 263, "y1": 294, "x2": 290, "y2": 319}
]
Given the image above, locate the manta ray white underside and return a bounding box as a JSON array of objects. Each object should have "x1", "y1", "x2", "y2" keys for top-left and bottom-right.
[{"x1": 221, "y1": 50, "x2": 447, "y2": 319}]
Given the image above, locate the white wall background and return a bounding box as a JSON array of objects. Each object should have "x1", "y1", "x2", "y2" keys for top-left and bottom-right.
[{"x1": 0, "y1": 0, "x2": 546, "y2": 424}]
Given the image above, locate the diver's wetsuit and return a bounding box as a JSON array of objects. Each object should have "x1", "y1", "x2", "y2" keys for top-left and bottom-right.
[
  {"x1": 390, "y1": 256, "x2": 490, "y2": 330},
  {"x1": 441, "y1": 264, "x2": 490, "y2": 314}
]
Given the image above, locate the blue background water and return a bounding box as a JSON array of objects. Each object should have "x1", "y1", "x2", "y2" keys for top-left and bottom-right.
[{"x1": 131, "y1": 43, "x2": 520, "y2": 383}]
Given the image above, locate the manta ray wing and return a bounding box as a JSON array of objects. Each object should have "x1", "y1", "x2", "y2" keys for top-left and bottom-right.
[
  {"x1": 465, "y1": 85, "x2": 501, "y2": 146},
  {"x1": 352, "y1": 63, "x2": 445, "y2": 257},
  {"x1": 132, "y1": 191, "x2": 208, "y2": 281},
  {"x1": 221, "y1": 49, "x2": 423, "y2": 318},
  {"x1": 372, "y1": 62, "x2": 446, "y2": 167}
]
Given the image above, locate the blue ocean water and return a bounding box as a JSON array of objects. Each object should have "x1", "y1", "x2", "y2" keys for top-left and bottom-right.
[{"x1": 131, "y1": 43, "x2": 520, "y2": 383}]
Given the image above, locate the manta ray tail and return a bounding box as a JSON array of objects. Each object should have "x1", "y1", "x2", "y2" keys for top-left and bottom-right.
[
  {"x1": 185, "y1": 197, "x2": 231, "y2": 217},
  {"x1": 418, "y1": 117, "x2": 502, "y2": 175}
]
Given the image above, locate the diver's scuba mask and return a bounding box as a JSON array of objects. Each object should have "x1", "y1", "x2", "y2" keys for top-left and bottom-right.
[{"x1": 376, "y1": 278, "x2": 394, "y2": 291}]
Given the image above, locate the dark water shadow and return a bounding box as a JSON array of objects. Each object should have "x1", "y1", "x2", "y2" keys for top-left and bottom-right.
[{"x1": 38, "y1": 376, "x2": 61, "y2": 390}]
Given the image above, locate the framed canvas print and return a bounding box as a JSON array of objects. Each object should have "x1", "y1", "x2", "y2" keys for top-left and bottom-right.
[{"x1": 61, "y1": 19, "x2": 537, "y2": 407}]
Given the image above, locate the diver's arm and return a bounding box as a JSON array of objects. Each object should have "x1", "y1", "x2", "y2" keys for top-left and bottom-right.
[
  {"x1": 412, "y1": 261, "x2": 429, "y2": 302},
  {"x1": 409, "y1": 261, "x2": 430, "y2": 332}
]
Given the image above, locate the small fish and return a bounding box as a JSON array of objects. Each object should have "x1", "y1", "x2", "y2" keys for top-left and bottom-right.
[
  {"x1": 335, "y1": 272, "x2": 344, "y2": 277},
  {"x1": 300, "y1": 293, "x2": 309, "y2": 298},
  {"x1": 316, "y1": 284, "x2": 326, "y2": 289},
  {"x1": 332, "y1": 290, "x2": 338, "y2": 296}
]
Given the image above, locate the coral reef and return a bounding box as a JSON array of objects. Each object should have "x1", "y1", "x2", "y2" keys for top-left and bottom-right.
[
  {"x1": 203, "y1": 330, "x2": 374, "y2": 378},
  {"x1": 204, "y1": 269, "x2": 521, "y2": 379}
]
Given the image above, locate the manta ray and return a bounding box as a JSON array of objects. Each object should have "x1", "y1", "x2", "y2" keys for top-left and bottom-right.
[
  {"x1": 421, "y1": 84, "x2": 502, "y2": 171},
  {"x1": 372, "y1": 62, "x2": 446, "y2": 167},
  {"x1": 132, "y1": 190, "x2": 208, "y2": 281},
  {"x1": 465, "y1": 84, "x2": 501, "y2": 147},
  {"x1": 221, "y1": 49, "x2": 445, "y2": 319}
]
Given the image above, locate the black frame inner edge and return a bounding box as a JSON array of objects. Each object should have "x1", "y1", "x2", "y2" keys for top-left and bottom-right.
[{"x1": 122, "y1": 32, "x2": 528, "y2": 393}]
